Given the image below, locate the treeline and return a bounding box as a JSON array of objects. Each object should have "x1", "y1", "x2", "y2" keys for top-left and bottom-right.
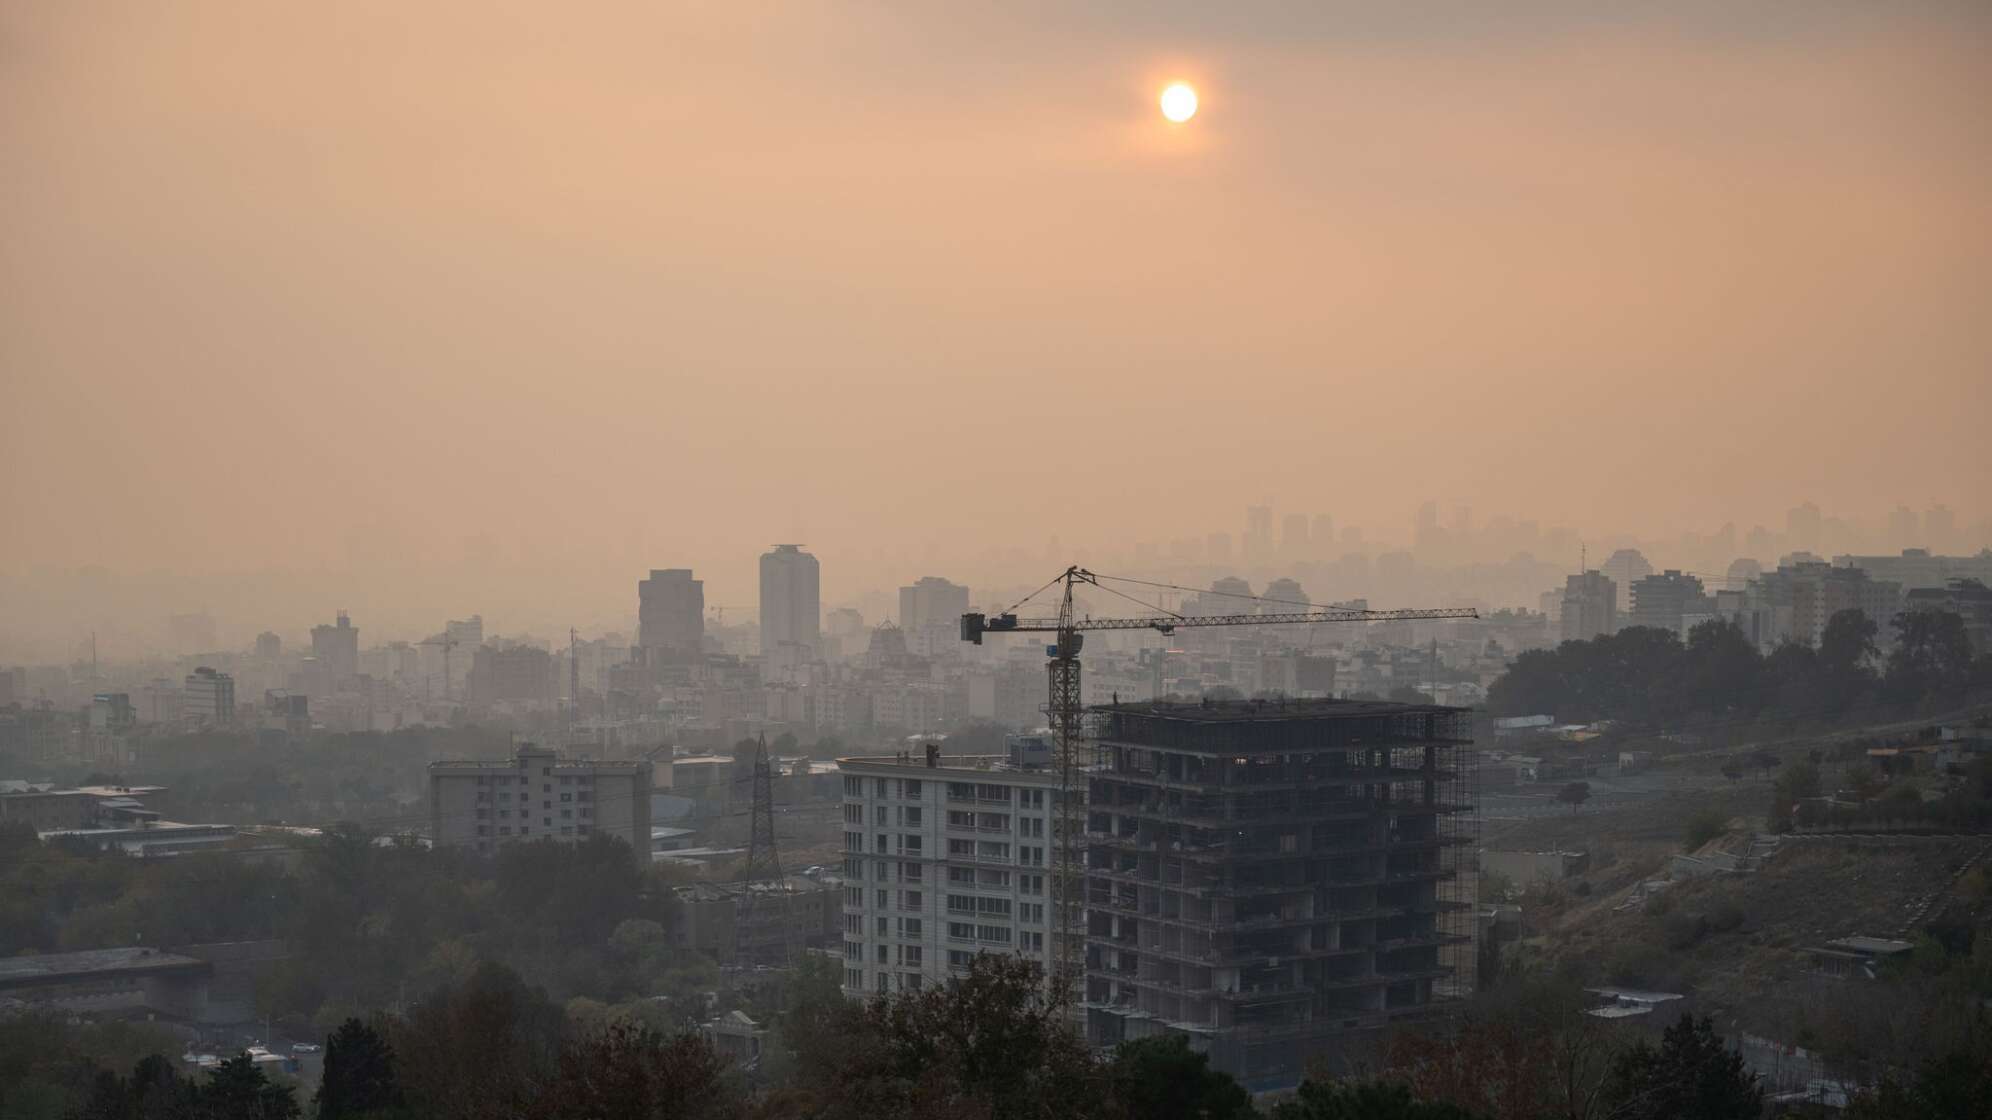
[
  {"x1": 1488, "y1": 609, "x2": 1990, "y2": 728},
  {"x1": 2, "y1": 958, "x2": 1851, "y2": 1120},
  {"x1": 0, "y1": 825, "x2": 707, "y2": 1038}
]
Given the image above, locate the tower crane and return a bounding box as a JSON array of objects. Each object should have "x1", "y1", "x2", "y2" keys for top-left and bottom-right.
[{"x1": 959, "y1": 566, "x2": 1478, "y2": 989}]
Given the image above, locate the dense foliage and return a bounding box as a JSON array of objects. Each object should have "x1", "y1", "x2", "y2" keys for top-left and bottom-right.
[{"x1": 1488, "y1": 609, "x2": 1991, "y2": 728}]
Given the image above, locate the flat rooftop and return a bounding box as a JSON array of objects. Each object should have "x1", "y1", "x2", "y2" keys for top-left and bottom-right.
[
  {"x1": 0, "y1": 946, "x2": 208, "y2": 990},
  {"x1": 1093, "y1": 697, "x2": 1464, "y2": 723}
]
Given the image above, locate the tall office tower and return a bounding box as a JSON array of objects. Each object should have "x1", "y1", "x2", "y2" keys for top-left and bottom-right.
[
  {"x1": 1083, "y1": 699, "x2": 1476, "y2": 1086},
  {"x1": 899, "y1": 576, "x2": 971, "y2": 656},
  {"x1": 1310, "y1": 515, "x2": 1335, "y2": 559},
  {"x1": 253, "y1": 631, "x2": 282, "y2": 659},
  {"x1": 429, "y1": 742, "x2": 652, "y2": 855},
  {"x1": 1280, "y1": 514, "x2": 1310, "y2": 561},
  {"x1": 1600, "y1": 549, "x2": 1653, "y2": 615},
  {"x1": 310, "y1": 611, "x2": 360, "y2": 685},
  {"x1": 837, "y1": 739, "x2": 1063, "y2": 998},
  {"x1": 1245, "y1": 505, "x2": 1275, "y2": 562},
  {"x1": 1560, "y1": 571, "x2": 1617, "y2": 642},
  {"x1": 446, "y1": 615, "x2": 485, "y2": 648},
  {"x1": 638, "y1": 570, "x2": 705, "y2": 663},
  {"x1": 760, "y1": 545, "x2": 822, "y2": 664},
  {"x1": 183, "y1": 666, "x2": 236, "y2": 726},
  {"x1": 1627, "y1": 570, "x2": 1708, "y2": 636}
]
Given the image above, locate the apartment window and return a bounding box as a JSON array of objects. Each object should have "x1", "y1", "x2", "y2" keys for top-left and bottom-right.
[
  {"x1": 977, "y1": 841, "x2": 1010, "y2": 861},
  {"x1": 948, "y1": 950, "x2": 975, "y2": 968},
  {"x1": 476, "y1": 809, "x2": 489, "y2": 820},
  {"x1": 900, "y1": 917, "x2": 923, "y2": 937},
  {"x1": 843, "y1": 857, "x2": 862, "y2": 878},
  {"x1": 476, "y1": 826, "x2": 490, "y2": 836},
  {"x1": 498, "y1": 810, "x2": 511, "y2": 819},
  {"x1": 900, "y1": 834, "x2": 922, "y2": 853},
  {"x1": 560, "y1": 793, "x2": 572, "y2": 803},
  {"x1": 947, "y1": 782, "x2": 975, "y2": 802},
  {"x1": 975, "y1": 784, "x2": 1010, "y2": 804},
  {"x1": 1022, "y1": 931, "x2": 1044, "y2": 953},
  {"x1": 1023, "y1": 817, "x2": 1044, "y2": 838},
  {"x1": 947, "y1": 894, "x2": 976, "y2": 914},
  {"x1": 899, "y1": 861, "x2": 922, "y2": 882},
  {"x1": 876, "y1": 917, "x2": 889, "y2": 937},
  {"x1": 845, "y1": 831, "x2": 863, "y2": 852},
  {"x1": 900, "y1": 945, "x2": 923, "y2": 967},
  {"x1": 875, "y1": 805, "x2": 888, "y2": 826},
  {"x1": 948, "y1": 839, "x2": 973, "y2": 858},
  {"x1": 875, "y1": 833, "x2": 888, "y2": 854},
  {"x1": 580, "y1": 808, "x2": 592, "y2": 819},
  {"x1": 977, "y1": 869, "x2": 1009, "y2": 888},
  {"x1": 875, "y1": 778, "x2": 888, "y2": 798},
  {"x1": 499, "y1": 827, "x2": 512, "y2": 835},
  {"x1": 876, "y1": 973, "x2": 889, "y2": 994},
  {"x1": 476, "y1": 791, "x2": 490, "y2": 803},
  {"x1": 1021, "y1": 789, "x2": 1045, "y2": 810},
  {"x1": 903, "y1": 780, "x2": 922, "y2": 799},
  {"x1": 977, "y1": 925, "x2": 1012, "y2": 944},
  {"x1": 947, "y1": 922, "x2": 976, "y2": 942},
  {"x1": 845, "y1": 968, "x2": 863, "y2": 989},
  {"x1": 1020, "y1": 903, "x2": 1044, "y2": 924},
  {"x1": 844, "y1": 804, "x2": 863, "y2": 824},
  {"x1": 948, "y1": 810, "x2": 976, "y2": 829},
  {"x1": 877, "y1": 888, "x2": 889, "y2": 908},
  {"x1": 1021, "y1": 874, "x2": 1044, "y2": 896},
  {"x1": 499, "y1": 792, "x2": 512, "y2": 802},
  {"x1": 844, "y1": 777, "x2": 863, "y2": 797},
  {"x1": 904, "y1": 973, "x2": 923, "y2": 991},
  {"x1": 901, "y1": 891, "x2": 922, "y2": 911},
  {"x1": 846, "y1": 887, "x2": 864, "y2": 909},
  {"x1": 902, "y1": 806, "x2": 922, "y2": 827},
  {"x1": 559, "y1": 826, "x2": 573, "y2": 836},
  {"x1": 976, "y1": 897, "x2": 1012, "y2": 918},
  {"x1": 977, "y1": 813, "x2": 1010, "y2": 831}
]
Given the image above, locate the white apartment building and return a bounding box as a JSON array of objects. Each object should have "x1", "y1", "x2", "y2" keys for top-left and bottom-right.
[
  {"x1": 428, "y1": 742, "x2": 652, "y2": 855},
  {"x1": 839, "y1": 748, "x2": 1062, "y2": 997}
]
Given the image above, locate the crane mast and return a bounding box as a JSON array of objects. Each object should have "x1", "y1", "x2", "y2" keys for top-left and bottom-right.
[{"x1": 960, "y1": 565, "x2": 1478, "y2": 994}]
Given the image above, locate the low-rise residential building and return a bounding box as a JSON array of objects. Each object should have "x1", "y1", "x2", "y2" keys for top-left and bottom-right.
[{"x1": 427, "y1": 742, "x2": 652, "y2": 854}]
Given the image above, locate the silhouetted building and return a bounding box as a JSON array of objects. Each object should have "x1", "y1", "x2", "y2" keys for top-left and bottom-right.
[
  {"x1": 467, "y1": 645, "x2": 557, "y2": 706},
  {"x1": 429, "y1": 742, "x2": 652, "y2": 854},
  {"x1": 1628, "y1": 571, "x2": 1707, "y2": 636},
  {"x1": 760, "y1": 545, "x2": 821, "y2": 668},
  {"x1": 253, "y1": 631, "x2": 281, "y2": 659},
  {"x1": 309, "y1": 612, "x2": 359, "y2": 685},
  {"x1": 1600, "y1": 550, "x2": 1652, "y2": 615},
  {"x1": 183, "y1": 667, "x2": 235, "y2": 727},
  {"x1": 1905, "y1": 579, "x2": 1992, "y2": 655},
  {"x1": 899, "y1": 577, "x2": 969, "y2": 657},
  {"x1": 638, "y1": 570, "x2": 704, "y2": 664},
  {"x1": 1560, "y1": 571, "x2": 1616, "y2": 642}
]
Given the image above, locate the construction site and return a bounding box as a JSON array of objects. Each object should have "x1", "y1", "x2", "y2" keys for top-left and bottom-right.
[{"x1": 1081, "y1": 697, "x2": 1478, "y2": 1088}]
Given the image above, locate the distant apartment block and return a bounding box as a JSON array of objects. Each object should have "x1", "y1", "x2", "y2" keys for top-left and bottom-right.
[
  {"x1": 638, "y1": 570, "x2": 705, "y2": 665},
  {"x1": 1627, "y1": 570, "x2": 1708, "y2": 636},
  {"x1": 837, "y1": 745, "x2": 1062, "y2": 997},
  {"x1": 182, "y1": 667, "x2": 235, "y2": 727},
  {"x1": 428, "y1": 743, "x2": 652, "y2": 855},
  {"x1": 898, "y1": 576, "x2": 971, "y2": 657},
  {"x1": 760, "y1": 545, "x2": 822, "y2": 668},
  {"x1": 310, "y1": 611, "x2": 360, "y2": 685},
  {"x1": 1560, "y1": 571, "x2": 1616, "y2": 643}
]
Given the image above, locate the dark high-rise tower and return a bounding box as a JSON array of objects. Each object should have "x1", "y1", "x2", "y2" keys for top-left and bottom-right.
[{"x1": 637, "y1": 569, "x2": 704, "y2": 663}]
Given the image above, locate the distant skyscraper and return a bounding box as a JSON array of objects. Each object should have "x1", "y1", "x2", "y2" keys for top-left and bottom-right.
[
  {"x1": 638, "y1": 570, "x2": 704, "y2": 663},
  {"x1": 183, "y1": 666, "x2": 235, "y2": 726},
  {"x1": 254, "y1": 631, "x2": 282, "y2": 659},
  {"x1": 1310, "y1": 514, "x2": 1334, "y2": 559},
  {"x1": 446, "y1": 615, "x2": 485, "y2": 648},
  {"x1": 310, "y1": 611, "x2": 360, "y2": 684},
  {"x1": 1628, "y1": 570, "x2": 1708, "y2": 636},
  {"x1": 1561, "y1": 571, "x2": 1616, "y2": 643},
  {"x1": 899, "y1": 576, "x2": 970, "y2": 656},
  {"x1": 759, "y1": 544, "x2": 821, "y2": 664},
  {"x1": 1600, "y1": 549, "x2": 1653, "y2": 615},
  {"x1": 1244, "y1": 506, "x2": 1274, "y2": 562}
]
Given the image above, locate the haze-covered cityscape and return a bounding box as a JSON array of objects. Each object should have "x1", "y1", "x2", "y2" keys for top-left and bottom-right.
[{"x1": 3, "y1": 4, "x2": 1989, "y2": 1119}]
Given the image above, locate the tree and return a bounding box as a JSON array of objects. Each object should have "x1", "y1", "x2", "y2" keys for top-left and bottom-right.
[
  {"x1": 528, "y1": 1023, "x2": 742, "y2": 1120},
  {"x1": 390, "y1": 963, "x2": 564, "y2": 1120},
  {"x1": 1683, "y1": 810, "x2": 1726, "y2": 852},
  {"x1": 316, "y1": 1018, "x2": 403, "y2": 1120},
  {"x1": 200, "y1": 1053, "x2": 303, "y2": 1120},
  {"x1": 1719, "y1": 760, "x2": 1744, "y2": 782},
  {"x1": 1888, "y1": 609, "x2": 1975, "y2": 705},
  {"x1": 1818, "y1": 609, "x2": 1882, "y2": 713},
  {"x1": 1269, "y1": 1079, "x2": 1480, "y2": 1120},
  {"x1": 1556, "y1": 782, "x2": 1590, "y2": 813},
  {"x1": 1846, "y1": 1050, "x2": 1992, "y2": 1120},
  {"x1": 1750, "y1": 750, "x2": 1781, "y2": 777},
  {"x1": 1600, "y1": 1014, "x2": 1760, "y2": 1120},
  {"x1": 1102, "y1": 1034, "x2": 1255, "y2": 1120}
]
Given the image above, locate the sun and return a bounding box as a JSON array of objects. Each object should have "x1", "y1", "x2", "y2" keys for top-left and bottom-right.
[{"x1": 1159, "y1": 82, "x2": 1198, "y2": 123}]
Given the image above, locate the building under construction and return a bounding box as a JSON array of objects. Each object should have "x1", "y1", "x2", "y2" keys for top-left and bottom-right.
[{"x1": 1082, "y1": 698, "x2": 1477, "y2": 1089}]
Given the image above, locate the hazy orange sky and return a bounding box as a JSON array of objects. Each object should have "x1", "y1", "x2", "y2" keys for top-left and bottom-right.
[{"x1": 3, "y1": 2, "x2": 1989, "y2": 654}]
